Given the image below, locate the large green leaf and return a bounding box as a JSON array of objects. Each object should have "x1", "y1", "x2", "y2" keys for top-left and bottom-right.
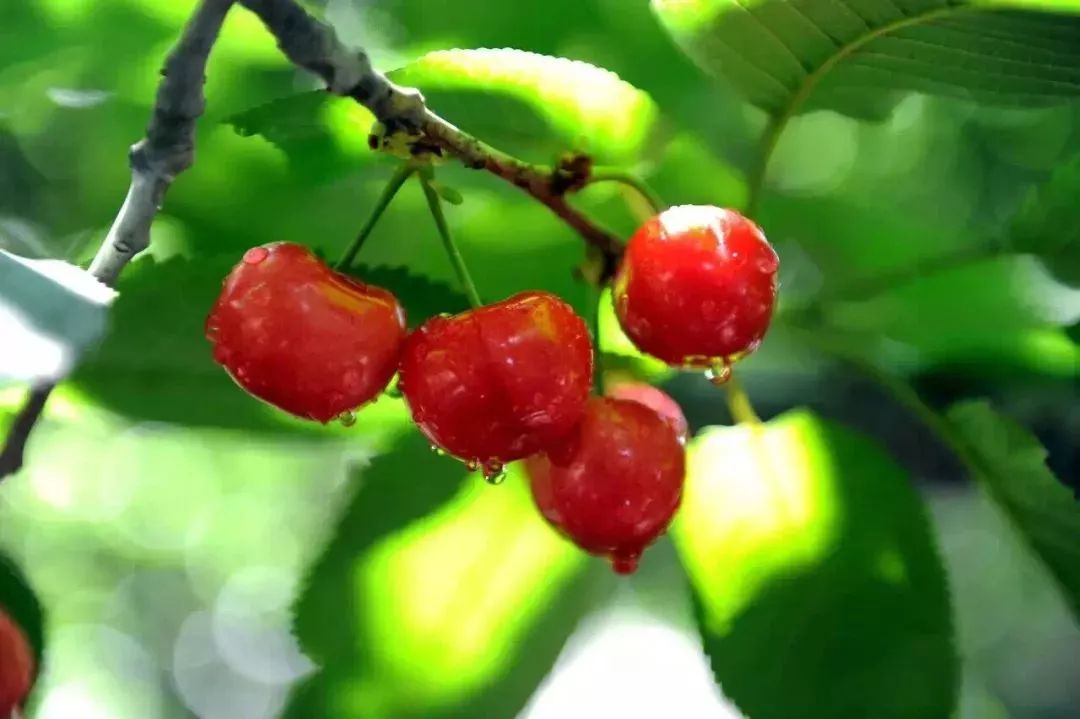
[
  {"x1": 287, "y1": 431, "x2": 610, "y2": 718},
  {"x1": 948, "y1": 400, "x2": 1080, "y2": 618},
  {"x1": 672, "y1": 410, "x2": 957, "y2": 719},
  {"x1": 653, "y1": 0, "x2": 1080, "y2": 122}
]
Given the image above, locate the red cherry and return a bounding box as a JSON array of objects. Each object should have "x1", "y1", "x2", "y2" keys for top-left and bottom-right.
[
  {"x1": 205, "y1": 242, "x2": 406, "y2": 422},
  {"x1": 527, "y1": 396, "x2": 686, "y2": 574},
  {"x1": 0, "y1": 610, "x2": 33, "y2": 716},
  {"x1": 398, "y1": 291, "x2": 593, "y2": 472},
  {"x1": 605, "y1": 381, "x2": 689, "y2": 444},
  {"x1": 613, "y1": 205, "x2": 778, "y2": 369}
]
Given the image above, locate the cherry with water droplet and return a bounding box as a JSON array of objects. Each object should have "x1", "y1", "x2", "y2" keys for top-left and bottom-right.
[
  {"x1": 205, "y1": 242, "x2": 407, "y2": 422},
  {"x1": 399, "y1": 291, "x2": 593, "y2": 468},
  {"x1": 613, "y1": 205, "x2": 778, "y2": 368},
  {"x1": 526, "y1": 396, "x2": 686, "y2": 574},
  {"x1": 605, "y1": 381, "x2": 689, "y2": 444},
  {"x1": 0, "y1": 609, "x2": 34, "y2": 717}
]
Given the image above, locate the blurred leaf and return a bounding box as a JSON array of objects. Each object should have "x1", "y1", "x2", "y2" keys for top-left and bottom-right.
[
  {"x1": 672, "y1": 410, "x2": 957, "y2": 719},
  {"x1": 288, "y1": 431, "x2": 610, "y2": 719},
  {"x1": 390, "y1": 48, "x2": 663, "y2": 164},
  {"x1": 948, "y1": 400, "x2": 1080, "y2": 619},
  {"x1": 0, "y1": 554, "x2": 44, "y2": 683},
  {"x1": 653, "y1": 0, "x2": 1080, "y2": 122},
  {"x1": 1011, "y1": 153, "x2": 1080, "y2": 286},
  {"x1": 0, "y1": 250, "x2": 115, "y2": 383},
  {"x1": 345, "y1": 264, "x2": 470, "y2": 327}
]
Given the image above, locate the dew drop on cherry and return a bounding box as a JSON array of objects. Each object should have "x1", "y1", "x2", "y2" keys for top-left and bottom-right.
[
  {"x1": 610, "y1": 549, "x2": 641, "y2": 575},
  {"x1": 242, "y1": 246, "x2": 270, "y2": 265},
  {"x1": 337, "y1": 410, "x2": 357, "y2": 427},
  {"x1": 465, "y1": 459, "x2": 481, "y2": 472},
  {"x1": 482, "y1": 460, "x2": 506, "y2": 485},
  {"x1": 429, "y1": 445, "x2": 446, "y2": 457},
  {"x1": 705, "y1": 359, "x2": 732, "y2": 386}
]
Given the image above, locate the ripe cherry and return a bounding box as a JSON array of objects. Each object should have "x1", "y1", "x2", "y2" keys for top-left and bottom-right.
[
  {"x1": 527, "y1": 396, "x2": 686, "y2": 574},
  {"x1": 605, "y1": 381, "x2": 689, "y2": 444},
  {"x1": 398, "y1": 291, "x2": 592, "y2": 474},
  {"x1": 0, "y1": 609, "x2": 33, "y2": 716},
  {"x1": 206, "y1": 242, "x2": 406, "y2": 423},
  {"x1": 613, "y1": 205, "x2": 779, "y2": 370}
]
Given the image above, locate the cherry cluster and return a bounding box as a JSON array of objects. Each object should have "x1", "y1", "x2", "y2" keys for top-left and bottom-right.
[{"x1": 206, "y1": 205, "x2": 778, "y2": 573}]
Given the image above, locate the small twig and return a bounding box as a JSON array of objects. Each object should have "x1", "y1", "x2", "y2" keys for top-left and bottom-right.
[
  {"x1": 1, "y1": 0, "x2": 234, "y2": 480},
  {"x1": 237, "y1": 0, "x2": 625, "y2": 273},
  {"x1": 0, "y1": 385, "x2": 53, "y2": 478},
  {"x1": 586, "y1": 169, "x2": 665, "y2": 216}
]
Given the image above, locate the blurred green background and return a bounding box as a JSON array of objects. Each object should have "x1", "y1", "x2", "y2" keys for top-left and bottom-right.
[{"x1": 1, "y1": 0, "x2": 1078, "y2": 717}]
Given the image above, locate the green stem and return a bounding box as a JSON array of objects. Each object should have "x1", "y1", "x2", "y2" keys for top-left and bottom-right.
[
  {"x1": 724, "y1": 373, "x2": 761, "y2": 426},
  {"x1": 586, "y1": 169, "x2": 665, "y2": 215},
  {"x1": 336, "y1": 162, "x2": 416, "y2": 271},
  {"x1": 419, "y1": 168, "x2": 483, "y2": 308}
]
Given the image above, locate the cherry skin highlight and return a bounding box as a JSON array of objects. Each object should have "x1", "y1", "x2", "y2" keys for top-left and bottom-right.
[
  {"x1": 0, "y1": 610, "x2": 33, "y2": 716},
  {"x1": 605, "y1": 381, "x2": 689, "y2": 444},
  {"x1": 613, "y1": 205, "x2": 779, "y2": 368},
  {"x1": 527, "y1": 396, "x2": 686, "y2": 574},
  {"x1": 398, "y1": 291, "x2": 593, "y2": 471},
  {"x1": 205, "y1": 242, "x2": 407, "y2": 422}
]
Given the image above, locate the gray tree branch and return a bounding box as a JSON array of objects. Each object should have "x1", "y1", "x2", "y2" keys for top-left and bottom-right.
[{"x1": 1, "y1": 0, "x2": 235, "y2": 480}]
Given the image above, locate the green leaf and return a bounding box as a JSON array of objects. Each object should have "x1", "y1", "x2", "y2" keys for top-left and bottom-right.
[
  {"x1": 653, "y1": 0, "x2": 1080, "y2": 122},
  {"x1": 1011, "y1": 154, "x2": 1080, "y2": 286},
  {"x1": 0, "y1": 553, "x2": 44, "y2": 686},
  {"x1": 389, "y1": 49, "x2": 662, "y2": 164},
  {"x1": 947, "y1": 400, "x2": 1080, "y2": 619},
  {"x1": 672, "y1": 410, "x2": 957, "y2": 719},
  {"x1": 346, "y1": 265, "x2": 471, "y2": 327},
  {"x1": 287, "y1": 431, "x2": 609, "y2": 718}
]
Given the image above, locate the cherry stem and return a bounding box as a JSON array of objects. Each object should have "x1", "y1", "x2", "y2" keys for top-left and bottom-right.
[
  {"x1": 336, "y1": 161, "x2": 416, "y2": 271},
  {"x1": 419, "y1": 167, "x2": 483, "y2": 309},
  {"x1": 585, "y1": 169, "x2": 665, "y2": 216},
  {"x1": 724, "y1": 374, "x2": 761, "y2": 425}
]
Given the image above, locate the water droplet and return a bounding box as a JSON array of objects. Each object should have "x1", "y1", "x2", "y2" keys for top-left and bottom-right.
[
  {"x1": 243, "y1": 246, "x2": 270, "y2": 265},
  {"x1": 704, "y1": 359, "x2": 732, "y2": 386},
  {"x1": 429, "y1": 445, "x2": 446, "y2": 457},
  {"x1": 337, "y1": 410, "x2": 357, "y2": 427},
  {"x1": 482, "y1": 460, "x2": 506, "y2": 485},
  {"x1": 465, "y1": 459, "x2": 481, "y2": 472},
  {"x1": 609, "y1": 550, "x2": 641, "y2": 575}
]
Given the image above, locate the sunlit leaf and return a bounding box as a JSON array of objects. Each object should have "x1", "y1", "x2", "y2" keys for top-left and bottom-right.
[
  {"x1": 287, "y1": 432, "x2": 610, "y2": 719},
  {"x1": 653, "y1": 0, "x2": 1080, "y2": 121},
  {"x1": 948, "y1": 400, "x2": 1080, "y2": 619},
  {"x1": 672, "y1": 410, "x2": 957, "y2": 719}
]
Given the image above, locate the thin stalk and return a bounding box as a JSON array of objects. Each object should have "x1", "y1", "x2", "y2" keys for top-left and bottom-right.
[
  {"x1": 586, "y1": 169, "x2": 665, "y2": 216},
  {"x1": 419, "y1": 169, "x2": 482, "y2": 308},
  {"x1": 724, "y1": 373, "x2": 761, "y2": 426},
  {"x1": 336, "y1": 162, "x2": 416, "y2": 271}
]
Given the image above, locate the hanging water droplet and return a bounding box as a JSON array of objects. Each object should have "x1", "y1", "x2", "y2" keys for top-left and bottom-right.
[
  {"x1": 429, "y1": 444, "x2": 446, "y2": 457},
  {"x1": 465, "y1": 459, "x2": 481, "y2": 472},
  {"x1": 609, "y1": 550, "x2": 641, "y2": 575},
  {"x1": 482, "y1": 460, "x2": 506, "y2": 485},
  {"x1": 704, "y1": 358, "x2": 732, "y2": 386},
  {"x1": 242, "y1": 246, "x2": 270, "y2": 265},
  {"x1": 337, "y1": 410, "x2": 357, "y2": 427}
]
